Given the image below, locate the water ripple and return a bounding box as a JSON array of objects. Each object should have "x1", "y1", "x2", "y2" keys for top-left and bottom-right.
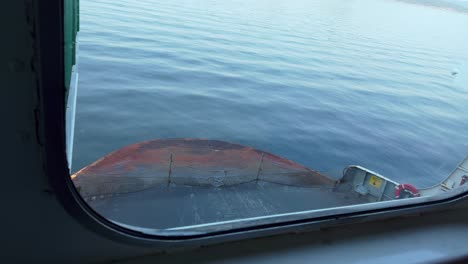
[{"x1": 74, "y1": 0, "x2": 468, "y2": 188}]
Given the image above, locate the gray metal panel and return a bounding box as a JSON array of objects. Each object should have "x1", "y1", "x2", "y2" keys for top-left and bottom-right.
[
  {"x1": 382, "y1": 182, "x2": 398, "y2": 201},
  {"x1": 352, "y1": 168, "x2": 367, "y2": 187},
  {"x1": 364, "y1": 173, "x2": 387, "y2": 200},
  {"x1": 341, "y1": 166, "x2": 399, "y2": 201}
]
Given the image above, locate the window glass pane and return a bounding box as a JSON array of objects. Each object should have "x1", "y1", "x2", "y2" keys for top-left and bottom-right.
[{"x1": 69, "y1": 0, "x2": 468, "y2": 234}]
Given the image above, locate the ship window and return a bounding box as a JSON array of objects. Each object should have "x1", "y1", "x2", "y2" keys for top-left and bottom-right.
[{"x1": 69, "y1": 0, "x2": 468, "y2": 235}]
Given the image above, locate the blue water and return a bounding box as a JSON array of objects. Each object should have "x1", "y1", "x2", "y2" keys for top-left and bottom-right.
[{"x1": 73, "y1": 0, "x2": 468, "y2": 188}]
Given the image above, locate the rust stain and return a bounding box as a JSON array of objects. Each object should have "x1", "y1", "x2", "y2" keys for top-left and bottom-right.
[{"x1": 72, "y1": 138, "x2": 335, "y2": 198}]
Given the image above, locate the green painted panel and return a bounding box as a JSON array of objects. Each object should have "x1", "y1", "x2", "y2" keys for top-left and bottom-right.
[
  {"x1": 77, "y1": 0, "x2": 80, "y2": 31},
  {"x1": 64, "y1": 0, "x2": 72, "y2": 95},
  {"x1": 72, "y1": 0, "x2": 76, "y2": 65},
  {"x1": 64, "y1": 0, "x2": 79, "y2": 101}
]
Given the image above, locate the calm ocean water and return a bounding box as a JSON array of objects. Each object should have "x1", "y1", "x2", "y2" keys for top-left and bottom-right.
[{"x1": 73, "y1": 0, "x2": 468, "y2": 188}]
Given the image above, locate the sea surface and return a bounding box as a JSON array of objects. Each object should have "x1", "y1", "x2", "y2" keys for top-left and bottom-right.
[{"x1": 73, "y1": 0, "x2": 468, "y2": 188}]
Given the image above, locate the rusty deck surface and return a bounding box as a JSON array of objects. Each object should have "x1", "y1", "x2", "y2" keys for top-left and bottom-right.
[
  {"x1": 72, "y1": 139, "x2": 363, "y2": 230},
  {"x1": 72, "y1": 138, "x2": 336, "y2": 198}
]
